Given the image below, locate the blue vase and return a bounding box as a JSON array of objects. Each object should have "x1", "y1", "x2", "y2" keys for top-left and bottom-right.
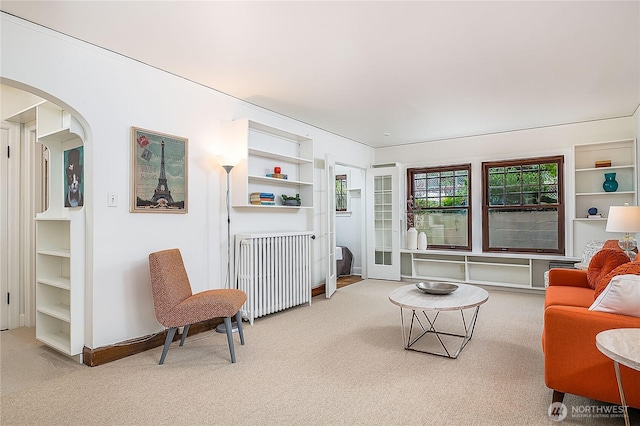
[{"x1": 603, "y1": 173, "x2": 618, "y2": 192}]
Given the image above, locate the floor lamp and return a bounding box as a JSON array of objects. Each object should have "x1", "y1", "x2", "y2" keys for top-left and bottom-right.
[{"x1": 215, "y1": 162, "x2": 240, "y2": 334}]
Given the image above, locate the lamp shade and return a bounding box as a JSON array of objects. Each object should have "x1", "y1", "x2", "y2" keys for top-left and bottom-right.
[
  {"x1": 606, "y1": 205, "x2": 640, "y2": 233},
  {"x1": 215, "y1": 153, "x2": 242, "y2": 168}
]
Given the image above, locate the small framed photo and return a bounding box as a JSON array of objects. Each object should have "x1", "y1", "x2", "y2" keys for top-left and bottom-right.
[
  {"x1": 131, "y1": 127, "x2": 188, "y2": 213},
  {"x1": 64, "y1": 146, "x2": 84, "y2": 208}
]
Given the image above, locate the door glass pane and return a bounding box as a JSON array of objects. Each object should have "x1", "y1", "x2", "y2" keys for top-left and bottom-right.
[{"x1": 374, "y1": 175, "x2": 392, "y2": 266}]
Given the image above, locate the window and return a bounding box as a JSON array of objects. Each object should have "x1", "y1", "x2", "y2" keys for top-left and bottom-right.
[
  {"x1": 482, "y1": 156, "x2": 564, "y2": 254},
  {"x1": 407, "y1": 164, "x2": 471, "y2": 250},
  {"x1": 335, "y1": 174, "x2": 347, "y2": 211}
]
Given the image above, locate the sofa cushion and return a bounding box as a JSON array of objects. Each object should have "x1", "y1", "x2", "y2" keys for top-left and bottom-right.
[
  {"x1": 545, "y1": 285, "x2": 595, "y2": 309},
  {"x1": 595, "y1": 261, "x2": 640, "y2": 299},
  {"x1": 586, "y1": 249, "x2": 630, "y2": 289},
  {"x1": 589, "y1": 274, "x2": 640, "y2": 317}
]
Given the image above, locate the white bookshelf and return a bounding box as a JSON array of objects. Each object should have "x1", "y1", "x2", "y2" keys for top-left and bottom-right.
[
  {"x1": 573, "y1": 139, "x2": 636, "y2": 258},
  {"x1": 224, "y1": 119, "x2": 314, "y2": 209},
  {"x1": 7, "y1": 101, "x2": 85, "y2": 360}
]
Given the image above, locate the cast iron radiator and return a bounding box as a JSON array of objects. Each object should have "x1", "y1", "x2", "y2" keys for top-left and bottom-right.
[{"x1": 235, "y1": 232, "x2": 314, "y2": 324}]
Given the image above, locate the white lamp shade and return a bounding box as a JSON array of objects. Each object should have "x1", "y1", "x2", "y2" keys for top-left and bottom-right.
[
  {"x1": 606, "y1": 205, "x2": 640, "y2": 233},
  {"x1": 215, "y1": 153, "x2": 242, "y2": 168}
]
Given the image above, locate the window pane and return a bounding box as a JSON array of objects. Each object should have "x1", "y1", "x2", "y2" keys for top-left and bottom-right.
[
  {"x1": 488, "y1": 208, "x2": 558, "y2": 250},
  {"x1": 414, "y1": 210, "x2": 468, "y2": 247},
  {"x1": 489, "y1": 188, "x2": 505, "y2": 206},
  {"x1": 335, "y1": 174, "x2": 347, "y2": 211}
]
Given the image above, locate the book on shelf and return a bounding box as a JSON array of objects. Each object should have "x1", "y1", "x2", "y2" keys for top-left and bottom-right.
[
  {"x1": 588, "y1": 214, "x2": 603, "y2": 218},
  {"x1": 595, "y1": 160, "x2": 612, "y2": 168},
  {"x1": 266, "y1": 173, "x2": 288, "y2": 179},
  {"x1": 250, "y1": 192, "x2": 275, "y2": 205}
]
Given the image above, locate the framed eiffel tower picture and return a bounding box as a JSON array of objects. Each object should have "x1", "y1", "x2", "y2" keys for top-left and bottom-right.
[{"x1": 131, "y1": 127, "x2": 188, "y2": 213}]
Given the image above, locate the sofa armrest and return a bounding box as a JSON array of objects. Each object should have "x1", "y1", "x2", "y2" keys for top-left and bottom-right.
[
  {"x1": 543, "y1": 305, "x2": 640, "y2": 407},
  {"x1": 547, "y1": 268, "x2": 590, "y2": 288}
]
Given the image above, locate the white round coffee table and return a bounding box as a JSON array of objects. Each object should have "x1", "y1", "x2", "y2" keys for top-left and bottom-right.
[
  {"x1": 596, "y1": 328, "x2": 640, "y2": 426},
  {"x1": 389, "y1": 283, "x2": 489, "y2": 359}
]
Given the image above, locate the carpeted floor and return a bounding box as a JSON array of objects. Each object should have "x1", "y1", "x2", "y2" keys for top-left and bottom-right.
[{"x1": 1, "y1": 279, "x2": 638, "y2": 425}]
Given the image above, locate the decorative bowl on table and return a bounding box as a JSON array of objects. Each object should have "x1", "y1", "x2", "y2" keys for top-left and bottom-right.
[{"x1": 415, "y1": 281, "x2": 458, "y2": 295}]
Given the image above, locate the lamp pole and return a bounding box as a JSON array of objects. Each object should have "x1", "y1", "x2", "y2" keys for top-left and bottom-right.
[
  {"x1": 223, "y1": 165, "x2": 233, "y2": 290},
  {"x1": 215, "y1": 164, "x2": 239, "y2": 333}
]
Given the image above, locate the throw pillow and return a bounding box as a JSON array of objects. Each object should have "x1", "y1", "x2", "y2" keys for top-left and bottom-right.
[
  {"x1": 594, "y1": 261, "x2": 640, "y2": 299},
  {"x1": 589, "y1": 274, "x2": 640, "y2": 317},
  {"x1": 586, "y1": 249, "x2": 630, "y2": 290}
]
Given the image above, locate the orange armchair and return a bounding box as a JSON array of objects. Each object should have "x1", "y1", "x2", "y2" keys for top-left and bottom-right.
[{"x1": 149, "y1": 248, "x2": 247, "y2": 364}]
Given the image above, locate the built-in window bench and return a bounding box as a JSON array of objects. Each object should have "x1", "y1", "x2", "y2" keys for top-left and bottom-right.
[{"x1": 400, "y1": 250, "x2": 580, "y2": 291}]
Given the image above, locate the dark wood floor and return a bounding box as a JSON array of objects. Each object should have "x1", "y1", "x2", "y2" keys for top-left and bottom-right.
[
  {"x1": 312, "y1": 275, "x2": 363, "y2": 297},
  {"x1": 337, "y1": 275, "x2": 364, "y2": 288}
]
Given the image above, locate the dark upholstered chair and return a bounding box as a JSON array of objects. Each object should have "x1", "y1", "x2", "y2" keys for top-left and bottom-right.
[{"x1": 148, "y1": 248, "x2": 247, "y2": 364}]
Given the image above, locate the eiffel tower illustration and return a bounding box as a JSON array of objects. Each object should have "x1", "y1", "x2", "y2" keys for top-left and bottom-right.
[{"x1": 151, "y1": 141, "x2": 174, "y2": 205}]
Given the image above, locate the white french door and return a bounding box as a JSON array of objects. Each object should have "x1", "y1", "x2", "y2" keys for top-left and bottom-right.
[
  {"x1": 1, "y1": 122, "x2": 20, "y2": 330},
  {"x1": 366, "y1": 165, "x2": 400, "y2": 280},
  {"x1": 325, "y1": 154, "x2": 337, "y2": 298}
]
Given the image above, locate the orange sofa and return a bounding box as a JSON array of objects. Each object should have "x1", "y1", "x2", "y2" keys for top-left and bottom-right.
[{"x1": 543, "y1": 267, "x2": 640, "y2": 408}]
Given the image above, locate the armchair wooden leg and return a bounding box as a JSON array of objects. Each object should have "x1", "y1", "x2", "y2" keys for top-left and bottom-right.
[
  {"x1": 235, "y1": 311, "x2": 245, "y2": 345},
  {"x1": 223, "y1": 317, "x2": 236, "y2": 363},
  {"x1": 179, "y1": 324, "x2": 190, "y2": 346},
  {"x1": 552, "y1": 390, "x2": 565, "y2": 404},
  {"x1": 159, "y1": 327, "x2": 177, "y2": 365}
]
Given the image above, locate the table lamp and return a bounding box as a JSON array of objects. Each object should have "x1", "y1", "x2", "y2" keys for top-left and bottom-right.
[{"x1": 606, "y1": 203, "x2": 640, "y2": 259}]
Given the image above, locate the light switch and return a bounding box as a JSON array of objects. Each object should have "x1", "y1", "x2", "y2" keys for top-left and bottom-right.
[{"x1": 108, "y1": 192, "x2": 118, "y2": 207}]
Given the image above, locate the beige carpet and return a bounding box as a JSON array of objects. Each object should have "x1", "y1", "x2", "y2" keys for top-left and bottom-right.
[{"x1": 1, "y1": 279, "x2": 638, "y2": 425}]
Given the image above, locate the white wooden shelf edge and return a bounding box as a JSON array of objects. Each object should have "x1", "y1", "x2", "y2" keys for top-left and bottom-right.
[
  {"x1": 37, "y1": 332, "x2": 71, "y2": 355},
  {"x1": 248, "y1": 148, "x2": 313, "y2": 164},
  {"x1": 576, "y1": 191, "x2": 634, "y2": 196},
  {"x1": 575, "y1": 165, "x2": 634, "y2": 172},
  {"x1": 248, "y1": 175, "x2": 313, "y2": 186},
  {"x1": 37, "y1": 277, "x2": 71, "y2": 290},
  {"x1": 232, "y1": 204, "x2": 313, "y2": 210},
  {"x1": 413, "y1": 258, "x2": 465, "y2": 265},
  {"x1": 38, "y1": 249, "x2": 71, "y2": 258},
  {"x1": 467, "y1": 262, "x2": 529, "y2": 268},
  {"x1": 37, "y1": 304, "x2": 71, "y2": 322}
]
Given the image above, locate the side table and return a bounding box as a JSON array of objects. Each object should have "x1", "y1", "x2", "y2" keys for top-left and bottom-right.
[{"x1": 595, "y1": 328, "x2": 640, "y2": 426}]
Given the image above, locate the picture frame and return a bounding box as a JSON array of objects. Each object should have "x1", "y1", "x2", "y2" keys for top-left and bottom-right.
[
  {"x1": 64, "y1": 145, "x2": 84, "y2": 208},
  {"x1": 131, "y1": 127, "x2": 188, "y2": 213}
]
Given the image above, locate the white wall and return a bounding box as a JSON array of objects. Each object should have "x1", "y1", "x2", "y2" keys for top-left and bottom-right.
[
  {"x1": 375, "y1": 116, "x2": 636, "y2": 255},
  {"x1": 1, "y1": 14, "x2": 374, "y2": 348}
]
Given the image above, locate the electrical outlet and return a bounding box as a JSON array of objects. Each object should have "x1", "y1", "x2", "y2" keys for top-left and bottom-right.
[{"x1": 108, "y1": 192, "x2": 118, "y2": 207}]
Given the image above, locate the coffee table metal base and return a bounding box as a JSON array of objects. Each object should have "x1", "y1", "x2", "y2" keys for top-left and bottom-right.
[{"x1": 399, "y1": 306, "x2": 481, "y2": 359}]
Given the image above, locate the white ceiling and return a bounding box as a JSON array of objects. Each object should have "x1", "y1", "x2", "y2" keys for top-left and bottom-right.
[{"x1": 2, "y1": 1, "x2": 639, "y2": 148}]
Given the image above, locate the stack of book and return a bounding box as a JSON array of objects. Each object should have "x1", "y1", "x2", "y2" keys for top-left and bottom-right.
[
  {"x1": 266, "y1": 173, "x2": 288, "y2": 179},
  {"x1": 250, "y1": 192, "x2": 275, "y2": 205}
]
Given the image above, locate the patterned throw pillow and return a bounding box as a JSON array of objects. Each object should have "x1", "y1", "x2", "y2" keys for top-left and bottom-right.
[
  {"x1": 594, "y1": 261, "x2": 640, "y2": 299},
  {"x1": 586, "y1": 249, "x2": 630, "y2": 290}
]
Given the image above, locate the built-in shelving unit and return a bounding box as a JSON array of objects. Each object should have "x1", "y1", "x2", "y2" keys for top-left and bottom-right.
[
  {"x1": 6, "y1": 101, "x2": 85, "y2": 361},
  {"x1": 401, "y1": 250, "x2": 580, "y2": 291},
  {"x1": 573, "y1": 139, "x2": 636, "y2": 258},
  {"x1": 224, "y1": 119, "x2": 314, "y2": 209}
]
